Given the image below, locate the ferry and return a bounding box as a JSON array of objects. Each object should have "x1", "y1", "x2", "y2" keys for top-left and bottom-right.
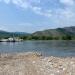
[{"x1": 0, "y1": 38, "x2": 23, "y2": 42}]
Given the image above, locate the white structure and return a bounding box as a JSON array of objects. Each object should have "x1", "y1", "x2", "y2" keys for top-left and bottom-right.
[{"x1": 0, "y1": 37, "x2": 23, "y2": 42}]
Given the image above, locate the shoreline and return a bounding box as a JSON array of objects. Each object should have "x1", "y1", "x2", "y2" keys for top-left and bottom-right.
[{"x1": 0, "y1": 52, "x2": 75, "y2": 75}]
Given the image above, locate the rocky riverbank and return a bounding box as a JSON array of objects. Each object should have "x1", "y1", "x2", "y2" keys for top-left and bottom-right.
[{"x1": 0, "y1": 52, "x2": 75, "y2": 75}]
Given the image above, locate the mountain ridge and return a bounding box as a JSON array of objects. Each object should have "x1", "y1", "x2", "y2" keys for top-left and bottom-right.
[
  {"x1": 0, "y1": 31, "x2": 30, "y2": 38},
  {"x1": 32, "y1": 26, "x2": 75, "y2": 37},
  {"x1": 0, "y1": 26, "x2": 75, "y2": 38}
]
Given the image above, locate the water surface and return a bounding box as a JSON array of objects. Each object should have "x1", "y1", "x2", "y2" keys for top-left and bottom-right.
[{"x1": 0, "y1": 40, "x2": 75, "y2": 57}]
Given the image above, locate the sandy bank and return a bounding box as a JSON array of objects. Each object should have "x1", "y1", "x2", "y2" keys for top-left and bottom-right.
[{"x1": 0, "y1": 52, "x2": 75, "y2": 75}]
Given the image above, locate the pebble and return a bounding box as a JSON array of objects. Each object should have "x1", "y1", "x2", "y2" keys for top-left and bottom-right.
[
  {"x1": 0, "y1": 53, "x2": 75, "y2": 75},
  {"x1": 71, "y1": 62, "x2": 74, "y2": 64},
  {"x1": 63, "y1": 68, "x2": 66, "y2": 71},
  {"x1": 50, "y1": 73, "x2": 54, "y2": 75},
  {"x1": 32, "y1": 61, "x2": 36, "y2": 64},
  {"x1": 57, "y1": 70, "x2": 60, "y2": 73}
]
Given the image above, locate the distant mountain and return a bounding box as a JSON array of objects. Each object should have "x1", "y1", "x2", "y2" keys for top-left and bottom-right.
[
  {"x1": 33, "y1": 26, "x2": 75, "y2": 37},
  {"x1": 11, "y1": 32, "x2": 30, "y2": 36},
  {"x1": 0, "y1": 31, "x2": 30, "y2": 38},
  {"x1": 0, "y1": 26, "x2": 75, "y2": 39}
]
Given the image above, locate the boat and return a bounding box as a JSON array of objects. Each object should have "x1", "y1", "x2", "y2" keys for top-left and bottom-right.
[
  {"x1": 0, "y1": 34, "x2": 23, "y2": 42},
  {"x1": 0, "y1": 38, "x2": 23, "y2": 42}
]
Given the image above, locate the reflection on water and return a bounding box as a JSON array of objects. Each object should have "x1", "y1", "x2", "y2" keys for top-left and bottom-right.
[{"x1": 0, "y1": 40, "x2": 75, "y2": 57}]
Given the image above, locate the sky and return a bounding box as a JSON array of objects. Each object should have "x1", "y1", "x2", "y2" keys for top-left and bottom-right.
[{"x1": 0, "y1": 0, "x2": 75, "y2": 33}]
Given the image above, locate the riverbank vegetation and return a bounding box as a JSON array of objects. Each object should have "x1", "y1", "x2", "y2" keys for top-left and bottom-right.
[
  {"x1": 0, "y1": 26, "x2": 75, "y2": 41},
  {"x1": 0, "y1": 35, "x2": 75, "y2": 40},
  {"x1": 20, "y1": 35, "x2": 75, "y2": 40}
]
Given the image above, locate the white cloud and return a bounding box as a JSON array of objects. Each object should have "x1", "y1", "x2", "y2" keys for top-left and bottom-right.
[
  {"x1": 52, "y1": 7, "x2": 75, "y2": 28},
  {"x1": 55, "y1": 8, "x2": 74, "y2": 18},
  {"x1": 0, "y1": 0, "x2": 10, "y2": 4},
  {"x1": 60, "y1": 0, "x2": 74, "y2": 6},
  {"x1": 12, "y1": 0, "x2": 30, "y2": 9},
  {"x1": 55, "y1": 0, "x2": 75, "y2": 21},
  {"x1": 0, "y1": 0, "x2": 75, "y2": 19},
  {"x1": 0, "y1": 0, "x2": 40, "y2": 8},
  {"x1": 32, "y1": 6, "x2": 52, "y2": 17},
  {"x1": 4, "y1": 0, "x2": 10, "y2": 4},
  {"x1": 0, "y1": 25, "x2": 9, "y2": 31},
  {"x1": 0, "y1": 0, "x2": 52, "y2": 18},
  {"x1": 29, "y1": 0, "x2": 40, "y2": 4},
  {"x1": 61, "y1": 10, "x2": 74, "y2": 18}
]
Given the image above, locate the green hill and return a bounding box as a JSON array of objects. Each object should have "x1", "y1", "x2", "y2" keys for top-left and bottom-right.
[
  {"x1": 33, "y1": 26, "x2": 75, "y2": 37},
  {"x1": 0, "y1": 31, "x2": 30, "y2": 39},
  {"x1": 0, "y1": 26, "x2": 75, "y2": 40}
]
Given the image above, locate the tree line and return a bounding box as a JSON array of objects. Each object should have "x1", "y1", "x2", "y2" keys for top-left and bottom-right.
[
  {"x1": 0, "y1": 35, "x2": 75, "y2": 40},
  {"x1": 20, "y1": 35, "x2": 75, "y2": 40}
]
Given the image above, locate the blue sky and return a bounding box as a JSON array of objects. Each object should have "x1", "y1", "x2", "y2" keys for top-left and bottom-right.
[{"x1": 0, "y1": 0, "x2": 75, "y2": 33}]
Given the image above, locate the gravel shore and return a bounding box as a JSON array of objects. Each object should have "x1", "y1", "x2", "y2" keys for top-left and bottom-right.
[{"x1": 0, "y1": 52, "x2": 75, "y2": 75}]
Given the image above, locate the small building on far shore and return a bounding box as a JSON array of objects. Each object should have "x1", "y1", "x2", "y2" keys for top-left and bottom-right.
[{"x1": 0, "y1": 37, "x2": 23, "y2": 42}]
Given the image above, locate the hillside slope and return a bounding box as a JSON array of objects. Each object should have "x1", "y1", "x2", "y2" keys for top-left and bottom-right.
[
  {"x1": 33, "y1": 26, "x2": 75, "y2": 37},
  {"x1": 0, "y1": 31, "x2": 30, "y2": 38}
]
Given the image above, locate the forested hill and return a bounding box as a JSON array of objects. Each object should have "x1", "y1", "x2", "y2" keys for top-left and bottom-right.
[
  {"x1": 0, "y1": 26, "x2": 75, "y2": 40},
  {"x1": 0, "y1": 30, "x2": 30, "y2": 38},
  {"x1": 33, "y1": 26, "x2": 75, "y2": 37}
]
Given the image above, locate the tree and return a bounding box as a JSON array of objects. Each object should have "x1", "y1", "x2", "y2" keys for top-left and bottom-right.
[{"x1": 62, "y1": 35, "x2": 72, "y2": 40}]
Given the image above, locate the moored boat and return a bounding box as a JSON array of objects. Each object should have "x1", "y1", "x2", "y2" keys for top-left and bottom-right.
[{"x1": 0, "y1": 38, "x2": 23, "y2": 42}]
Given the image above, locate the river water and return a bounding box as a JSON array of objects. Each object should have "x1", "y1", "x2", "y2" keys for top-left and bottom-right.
[{"x1": 0, "y1": 40, "x2": 75, "y2": 57}]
